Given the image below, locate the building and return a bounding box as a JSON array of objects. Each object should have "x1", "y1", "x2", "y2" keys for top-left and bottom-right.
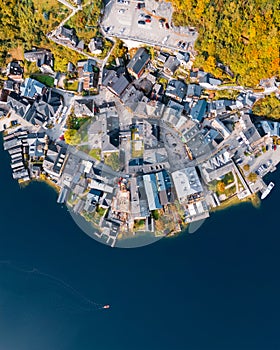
[
  {"x1": 24, "y1": 89, "x2": 62, "y2": 126},
  {"x1": 157, "y1": 51, "x2": 169, "y2": 64},
  {"x1": 156, "y1": 170, "x2": 172, "y2": 206},
  {"x1": 88, "y1": 37, "x2": 103, "y2": 54},
  {"x1": 56, "y1": 26, "x2": 79, "y2": 46},
  {"x1": 24, "y1": 48, "x2": 54, "y2": 69},
  {"x1": 127, "y1": 48, "x2": 150, "y2": 79},
  {"x1": 7, "y1": 61, "x2": 24, "y2": 80},
  {"x1": 77, "y1": 59, "x2": 99, "y2": 90},
  {"x1": 102, "y1": 69, "x2": 129, "y2": 97},
  {"x1": 171, "y1": 167, "x2": 203, "y2": 204},
  {"x1": 151, "y1": 83, "x2": 164, "y2": 101},
  {"x1": 176, "y1": 51, "x2": 190, "y2": 66},
  {"x1": 186, "y1": 84, "x2": 202, "y2": 98},
  {"x1": 20, "y1": 78, "x2": 46, "y2": 99},
  {"x1": 163, "y1": 56, "x2": 180, "y2": 76},
  {"x1": 143, "y1": 173, "x2": 162, "y2": 211},
  {"x1": 199, "y1": 73, "x2": 222, "y2": 87},
  {"x1": 73, "y1": 99, "x2": 94, "y2": 117},
  {"x1": 189, "y1": 99, "x2": 207, "y2": 122},
  {"x1": 26, "y1": 133, "x2": 46, "y2": 160},
  {"x1": 211, "y1": 118, "x2": 231, "y2": 139},
  {"x1": 165, "y1": 80, "x2": 187, "y2": 103},
  {"x1": 199, "y1": 150, "x2": 233, "y2": 183},
  {"x1": 7, "y1": 92, "x2": 31, "y2": 118},
  {"x1": 190, "y1": 70, "x2": 207, "y2": 83},
  {"x1": 258, "y1": 120, "x2": 280, "y2": 137},
  {"x1": 130, "y1": 176, "x2": 149, "y2": 219}
]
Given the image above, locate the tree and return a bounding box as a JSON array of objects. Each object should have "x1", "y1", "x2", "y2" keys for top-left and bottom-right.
[
  {"x1": 243, "y1": 164, "x2": 250, "y2": 172},
  {"x1": 64, "y1": 129, "x2": 81, "y2": 145},
  {"x1": 217, "y1": 181, "x2": 225, "y2": 193},
  {"x1": 252, "y1": 94, "x2": 280, "y2": 120},
  {"x1": 171, "y1": 0, "x2": 280, "y2": 86},
  {"x1": 248, "y1": 172, "x2": 258, "y2": 183}
]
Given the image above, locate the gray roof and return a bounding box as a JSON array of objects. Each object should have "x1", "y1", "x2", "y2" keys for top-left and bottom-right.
[
  {"x1": 163, "y1": 56, "x2": 180, "y2": 74},
  {"x1": 127, "y1": 47, "x2": 150, "y2": 76},
  {"x1": 24, "y1": 89, "x2": 61, "y2": 125},
  {"x1": 24, "y1": 49, "x2": 53, "y2": 67},
  {"x1": 57, "y1": 26, "x2": 78, "y2": 45},
  {"x1": 103, "y1": 69, "x2": 129, "y2": 96},
  {"x1": 186, "y1": 84, "x2": 202, "y2": 97},
  {"x1": 74, "y1": 99, "x2": 94, "y2": 116},
  {"x1": 7, "y1": 93, "x2": 30, "y2": 118},
  {"x1": 165, "y1": 80, "x2": 187, "y2": 102}
]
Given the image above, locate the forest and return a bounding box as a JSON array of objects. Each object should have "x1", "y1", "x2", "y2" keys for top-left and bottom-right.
[
  {"x1": 0, "y1": 0, "x2": 279, "y2": 86},
  {"x1": 171, "y1": 0, "x2": 280, "y2": 86},
  {"x1": 0, "y1": 0, "x2": 83, "y2": 71},
  {"x1": 252, "y1": 94, "x2": 280, "y2": 119}
]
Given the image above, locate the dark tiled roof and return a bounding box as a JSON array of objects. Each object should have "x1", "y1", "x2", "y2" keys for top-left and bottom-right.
[
  {"x1": 7, "y1": 92, "x2": 30, "y2": 118},
  {"x1": 127, "y1": 48, "x2": 150, "y2": 76}
]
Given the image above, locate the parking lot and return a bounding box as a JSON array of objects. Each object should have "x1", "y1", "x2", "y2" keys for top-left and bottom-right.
[{"x1": 102, "y1": 0, "x2": 198, "y2": 52}]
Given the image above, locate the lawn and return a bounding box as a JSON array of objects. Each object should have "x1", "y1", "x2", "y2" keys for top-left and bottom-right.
[
  {"x1": 31, "y1": 74, "x2": 54, "y2": 87},
  {"x1": 64, "y1": 80, "x2": 79, "y2": 91},
  {"x1": 104, "y1": 153, "x2": 120, "y2": 171},
  {"x1": 89, "y1": 148, "x2": 101, "y2": 161}
]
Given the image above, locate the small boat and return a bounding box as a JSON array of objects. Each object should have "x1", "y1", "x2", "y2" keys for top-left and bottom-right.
[
  {"x1": 261, "y1": 182, "x2": 274, "y2": 200},
  {"x1": 102, "y1": 305, "x2": 110, "y2": 309}
]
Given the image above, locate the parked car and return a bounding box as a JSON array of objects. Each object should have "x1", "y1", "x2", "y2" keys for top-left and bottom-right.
[
  {"x1": 138, "y1": 20, "x2": 146, "y2": 26},
  {"x1": 165, "y1": 22, "x2": 170, "y2": 29}
]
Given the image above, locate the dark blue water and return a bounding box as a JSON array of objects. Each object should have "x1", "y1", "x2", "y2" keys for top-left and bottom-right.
[{"x1": 1, "y1": 141, "x2": 280, "y2": 350}]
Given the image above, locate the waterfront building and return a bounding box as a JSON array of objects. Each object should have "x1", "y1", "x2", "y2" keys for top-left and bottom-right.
[{"x1": 171, "y1": 167, "x2": 203, "y2": 204}]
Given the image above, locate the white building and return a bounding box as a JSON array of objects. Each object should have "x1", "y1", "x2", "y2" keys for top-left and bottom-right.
[{"x1": 171, "y1": 167, "x2": 203, "y2": 204}]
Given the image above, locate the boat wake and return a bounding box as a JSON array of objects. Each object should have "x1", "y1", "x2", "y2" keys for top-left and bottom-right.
[{"x1": 0, "y1": 260, "x2": 109, "y2": 314}]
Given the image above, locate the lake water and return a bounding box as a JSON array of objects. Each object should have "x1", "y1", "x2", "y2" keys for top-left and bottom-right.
[{"x1": 1, "y1": 141, "x2": 280, "y2": 350}]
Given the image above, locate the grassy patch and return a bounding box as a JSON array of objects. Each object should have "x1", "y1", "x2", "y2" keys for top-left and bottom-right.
[
  {"x1": 31, "y1": 74, "x2": 54, "y2": 87},
  {"x1": 64, "y1": 80, "x2": 79, "y2": 91},
  {"x1": 131, "y1": 141, "x2": 144, "y2": 158},
  {"x1": 213, "y1": 89, "x2": 240, "y2": 100},
  {"x1": 89, "y1": 148, "x2": 101, "y2": 161},
  {"x1": 106, "y1": 38, "x2": 127, "y2": 66},
  {"x1": 134, "y1": 219, "x2": 146, "y2": 231},
  {"x1": 96, "y1": 205, "x2": 107, "y2": 217},
  {"x1": 104, "y1": 152, "x2": 120, "y2": 171},
  {"x1": 66, "y1": 114, "x2": 90, "y2": 130}
]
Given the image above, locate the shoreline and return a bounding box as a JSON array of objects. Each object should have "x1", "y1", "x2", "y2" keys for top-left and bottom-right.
[
  {"x1": 210, "y1": 193, "x2": 261, "y2": 214},
  {"x1": 19, "y1": 176, "x2": 60, "y2": 194}
]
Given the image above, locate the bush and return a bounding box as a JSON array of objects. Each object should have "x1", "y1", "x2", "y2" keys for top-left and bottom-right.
[{"x1": 151, "y1": 210, "x2": 160, "y2": 220}]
